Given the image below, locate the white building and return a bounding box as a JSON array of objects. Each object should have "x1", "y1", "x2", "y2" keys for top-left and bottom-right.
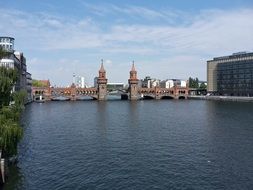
[
  {"x1": 0, "y1": 36, "x2": 14, "y2": 52},
  {"x1": 76, "y1": 76, "x2": 86, "y2": 88},
  {"x1": 160, "y1": 80, "x2": 174, "y2": 88},
  {"x1": 141, "y1": 76, "x2": 160, "y2": 88},
  {"x1": 0, "y1": 37, "x2": 15, "y2": 69},
  {"x1": 160, "y1": 79, "x2": 187, "y2": 88},
  {"x1": 0, "y1": 58, "x2": 15, "y2": 69},
  {"x1": 0, "y1": 36, "x2": 32, "y2": 103},
  {"x1": 180, "y1": 80, "x2": 187, "y2": 87}
]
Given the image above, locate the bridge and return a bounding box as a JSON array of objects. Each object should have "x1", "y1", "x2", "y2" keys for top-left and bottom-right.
[{"x1": 32, "y1": 61, "x2": 189, "y2": 101}]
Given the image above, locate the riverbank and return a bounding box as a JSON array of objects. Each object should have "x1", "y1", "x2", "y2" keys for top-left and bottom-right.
[{"x1": 188, "y1": 95, "x2": 253, "y2": 102}]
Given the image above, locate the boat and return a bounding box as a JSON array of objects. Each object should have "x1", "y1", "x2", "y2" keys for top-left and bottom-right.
[{"x1": 35, "y1": 95, "x2": 45, "y2": 103}]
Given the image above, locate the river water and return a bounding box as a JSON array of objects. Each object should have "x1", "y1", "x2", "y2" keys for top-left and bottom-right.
[{"x1": 3, "y1": 100, "x2": 253, "y2": 190}]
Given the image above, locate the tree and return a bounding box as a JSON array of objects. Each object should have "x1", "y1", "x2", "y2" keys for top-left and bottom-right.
[
  {"x1": 188, "y1": 77, "x2": 200, "y2": 88},
  {"x1": 0, "y1": 48, "x2": 18, "y2": 108},
  {"x1": 32, "y1": 79, "x2": 47, "y2": 87},
  {"x1": 0, "y1": 113, "x2": 23, "y2": 157},
  {"x1": 0, "y1": 48, "x2": 25, "y2": 157},
  {"x1": 0, "y1": 90, "x2": 26, "y2": 157},
  {"x1": 0, "y1": 67, "x2": 18, "y2": 108},
  {"x1": 199, "y1": 82, "x2": 207, "y2": 89}
]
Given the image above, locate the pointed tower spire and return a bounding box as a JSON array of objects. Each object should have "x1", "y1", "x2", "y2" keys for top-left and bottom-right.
[
  {"x1": 128, "y1": 61, "x2": 139, "y2": 100},
  {"x1": 99, "y1": 59, "x2": 105, "y2": 72},
  {"x1": 130, "y1": 60, "x2": 137, "y2": 80},
  {"x1": 97, "y1": 59, "x2": 107, "y2": 100},
  {"x1": 131, "y1": 60, "x2": 136, "y2": 71}
]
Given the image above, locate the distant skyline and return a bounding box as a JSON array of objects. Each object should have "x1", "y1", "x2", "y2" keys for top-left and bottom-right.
[{"x1": 1, "y1": 0, "x2": 253, "y2": 86}]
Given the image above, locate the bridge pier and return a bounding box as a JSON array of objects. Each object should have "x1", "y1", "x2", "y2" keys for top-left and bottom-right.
[
  {"x1": 97, "y1": 61, "x2": 108, "y2": 101},
  {"x1": 70, "y1": 83, "x2": 77, "y2": 101}
]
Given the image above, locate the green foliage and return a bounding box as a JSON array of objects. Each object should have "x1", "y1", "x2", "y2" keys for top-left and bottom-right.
[
  {"x1": 189, "y1": 77, "x2": 199, "y2": 88},
  {"x1": 0, "y1": 112, "x2": 23, "y2": 156},
  {"x1": 32, "y1": 79, "x2": 47, "y2": 87},
  {"x1": 0, "y1": 90, "x2": 26, "y2": 157},
  {"x1": 0, "y1": 67, "x2": 18, "y2": 108},
  {"x1": 189, "y1": 77, "x2": 207, "y2": 90},
  {"x1": 12, "y1": 90, "x2": 27, "y2": 109},
  {"x1": 199, "y1": 82, "x2": 207, "y2": 89},
  {"x1": 0, "y1": 65, "x2": 26, "y2": 157}
]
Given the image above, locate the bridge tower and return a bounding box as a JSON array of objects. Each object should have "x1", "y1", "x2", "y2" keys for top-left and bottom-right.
[
  {"x1": 97, "y1": 60, "x2": 108, "y2": 100},
  {"x1": 128, "y1": 61, "x2": 139, "y2": 100}
]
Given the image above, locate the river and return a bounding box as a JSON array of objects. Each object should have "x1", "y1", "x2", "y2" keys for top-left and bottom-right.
[{"x1": 3, "y1": 100, "x2": 253, "y2": 190}]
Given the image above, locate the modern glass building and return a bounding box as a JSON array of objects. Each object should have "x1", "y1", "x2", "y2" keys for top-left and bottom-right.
[{"x1": 207, "y1": 52, "x2": 253, "y2": 96}]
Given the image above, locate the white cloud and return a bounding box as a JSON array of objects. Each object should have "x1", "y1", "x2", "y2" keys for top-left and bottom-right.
[{"x1": 1, "y1": 6, "x2": 253, "y2": 85}]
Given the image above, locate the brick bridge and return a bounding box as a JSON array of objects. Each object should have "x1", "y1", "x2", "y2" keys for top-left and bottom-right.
[{"x1": 32, "y1": 62, "x2": 189, "y2": 101}]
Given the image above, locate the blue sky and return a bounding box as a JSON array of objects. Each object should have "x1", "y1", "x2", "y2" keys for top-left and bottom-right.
[{"x1": 1, "y1": 0, "x2": 253, "y2": 86}]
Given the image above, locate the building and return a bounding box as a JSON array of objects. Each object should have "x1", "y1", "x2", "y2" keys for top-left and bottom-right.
[
  {"x1": 141, "y1": 76, "x2": 151, "y2": 88},
  {"x1": 141, "y1": 76, "x2": 160, "y2": 88},
  {"x1": 207, "y1": 52, "x2": 253, "y2": 96},
  {"x1": 160, "y1": 79, "x2": 174, "y2": 88},
  {"x1": 151, "y1": 79, "x2": 160, "y2": 87},
  {"x1": 0, "y1": 36, "x2": 14, "y2": 53},
  {"x1": 107, "y1": 83, "x2": 124, "y2": 91},
  {"x1": 26, "y1": 72, "x2": 32, "y2": 102},
  {"x1": 14, "y1": 51, "x2": 27, "y2": 91},
  {"x1": 94, "y1": 77, "x2": 98, "y2": 87},
  {"x1": 0, "y1": 37, "x2": 15, "y2": 69},
  {"x1": 0, "y1": 36, "x2": 32, "y2": 102},
  {"x1": 76, "y1": 76, "x2": 86, "y2": 88},
  {"x1": 160, "y1": 79, "x2": 187, "y2": 88}
]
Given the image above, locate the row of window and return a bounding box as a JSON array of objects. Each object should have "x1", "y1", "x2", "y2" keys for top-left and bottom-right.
[
  {"x1": 219, "y1": 85, "x2": 253, "y2": 88},
  {"x1": 217, "y1": 74, "x2": 253, "y2": 81},
  {"x1": 218, "y1": 61, "x2": 253, "y2": 68},
  {"x1": 218, "y1": 70, "x2": 253, "y2": 74},
  {"x1": 0, "y1": 62, "x2": 14, "y2": 69},
  {"x1": 0, "y1": 44, "x2": 13, "y2": 50},
  {"x1": 218, "y1": 81, "x2": 253, "y2": 84},
  {"x1": 214, "y1": 55, "x2": 253, "y2": 63},
  {"x1": 0, "y1": 38, "x2": 14, "y2": 43}
]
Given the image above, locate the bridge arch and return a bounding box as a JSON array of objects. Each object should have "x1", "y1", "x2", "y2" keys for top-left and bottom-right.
[
  {"x1": 178, "y1": 96, "x2": 186, "y2": 99},
  {"x1": 143, "y1": 95, "x2": 155, "y2": 100},
  {"x1": 160, "y1": 95, "x2": 174, "y2": 99},
  {"x1": 76, "y1": 96, "x2": 98, "y2": 100}
]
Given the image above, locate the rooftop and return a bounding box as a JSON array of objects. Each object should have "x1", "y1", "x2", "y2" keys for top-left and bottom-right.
[
  {"x1": 0, "y1": 36, "x2": 15, "y2": 40},
  {"x1": 209, "y1": 51, "x2": 253, "y2": 62}
]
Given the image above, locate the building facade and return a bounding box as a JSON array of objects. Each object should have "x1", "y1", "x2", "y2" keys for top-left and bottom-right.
[
  {"x1": 107, "y1": 83, "x2": 124, "y2": 91},
  {"x1": 0, "y1": 36, "x2": 14, "y2": 53},
  {"x1": 141, "y1": 76, "x2": 160, "y2": 88},
  {"x1": 76, "y1": 76, "x2": 86, "y2": 88},
  {"x1": 207, "y1": 52, "x2": 253, "y2": 96},
  {"x1": 0, "y1": 36, "x2": 32, "y2": 102},
  {"x1": 93, "y1": 77, "x2": 98, "y2": 88},
  {"x1": 160, "y1": 79, "x2": 187, "y2": 88}
]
